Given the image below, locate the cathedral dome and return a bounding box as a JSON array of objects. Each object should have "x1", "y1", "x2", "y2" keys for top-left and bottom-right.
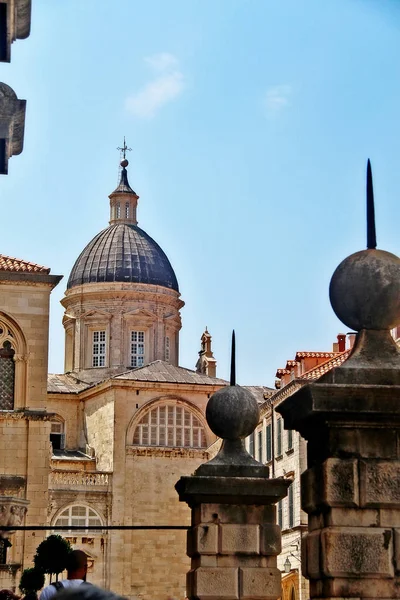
[
  {"x1": 67, "y1": 223, "x2": 179, "y2": 291},
  {"x1": 67, "y1": 150, "x2": 179, "y2": 292}
]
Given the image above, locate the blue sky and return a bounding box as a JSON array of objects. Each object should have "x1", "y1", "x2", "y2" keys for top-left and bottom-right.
[{"x1": 1, "y1": 0, "x2": 400, "y2": 385}]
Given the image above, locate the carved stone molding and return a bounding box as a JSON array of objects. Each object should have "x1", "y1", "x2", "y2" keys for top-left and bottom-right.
[
  {"x1": 0, "y1": 475, "x2": 25, "y2": 498},
  {"x1": 126, "y1": 446, "x2": 209, "y2": 459},
  {"x1": 0, "y1": 496, "x2": 29, "y2": 538}
]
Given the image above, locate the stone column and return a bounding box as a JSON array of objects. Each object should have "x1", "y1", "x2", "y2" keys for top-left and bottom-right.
[
  {"x1": 278, "y1": 165, "x2": 400, "y2": 599},
  {"x1": 176, "y1": 360, "x2": 290, "y2": 600}
]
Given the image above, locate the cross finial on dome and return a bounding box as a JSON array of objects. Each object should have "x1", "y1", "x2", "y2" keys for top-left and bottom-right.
[{"x1": 117, "y1": 136, "x2": 132, "y2": 162}]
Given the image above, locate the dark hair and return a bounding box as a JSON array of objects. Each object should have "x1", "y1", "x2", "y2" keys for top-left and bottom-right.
[
  {"x1": 57, "y1": 585, "x2": 126, "y2": 600},
  {"x1": 65, "y1": 550, "x2": 87, "y2": 574}
]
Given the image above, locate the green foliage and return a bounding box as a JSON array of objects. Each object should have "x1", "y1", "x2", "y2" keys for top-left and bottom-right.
[
  {"x1": 19, "y1": 568, "x2": 45, "y2": 595},
  {"x1": 33, "y1": 535, "x2": 72, "y2": 577}
]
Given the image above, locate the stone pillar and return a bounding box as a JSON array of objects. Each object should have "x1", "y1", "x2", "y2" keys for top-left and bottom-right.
[
  {"x1": 278, "y1": 165, "x2": 400, "y2": 599},
  {"x1": 176, "y1": 355, "x2": 290, "y2": 600}
]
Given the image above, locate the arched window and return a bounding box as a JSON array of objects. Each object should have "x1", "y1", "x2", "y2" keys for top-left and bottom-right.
[
  {"x1": 125, "y1": 202, "x2": 129, "y2": 218},
  {"x1": 54, "y1": 505, "x2": 102, "y2": 532},
  {"x1": 116, "y1": 203, "x2": 121, "y2": 218},
  {"x1": 0, "y1": 339, "x2": 15, "y2": 410},
  {"x1": 133, "y1": 404, "x2": 207, "y2": 448}
]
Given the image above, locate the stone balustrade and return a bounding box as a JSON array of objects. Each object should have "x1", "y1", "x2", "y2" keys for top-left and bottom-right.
[{"x1": 50, "y1": 470, "x2": 111, "y2": 488}]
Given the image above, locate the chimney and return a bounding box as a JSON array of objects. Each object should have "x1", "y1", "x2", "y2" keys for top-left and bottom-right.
[
  {"x1": 347, "y1": 333, "x2": 356, "y2": 349},
  {"x1": 337, "y1": 334, "x2": 346, "y2": 352}
]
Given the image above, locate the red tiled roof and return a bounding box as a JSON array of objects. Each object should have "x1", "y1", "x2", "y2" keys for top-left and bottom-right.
[
  {"x1": 286, "y1": 360, "x2": 297, "y2": 368},
  {"x1": 0, "y1": 254, "x2": 50, "y2": 274},
  {"x1": 276, "y1": 368, "x2": 290, "y2": 378},
  {"x1": 300, "y1": 349, "x2": 351, "y2": 380},
  {"x1": 295, "y1": 351, "x2": 337, "y2": 359}
]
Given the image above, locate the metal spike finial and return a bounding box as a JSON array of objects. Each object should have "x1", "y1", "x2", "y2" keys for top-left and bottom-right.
[
  {"x1": 367, "y1": 159, "x2": 377, "y2": 249},
  {"x1": 230, "y1": 330, "x2": 236, "y2": 386}
]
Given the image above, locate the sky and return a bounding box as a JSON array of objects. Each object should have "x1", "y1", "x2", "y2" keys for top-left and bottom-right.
[{"x1": 1, "y1": 0, "x2": 400, "y2": 386}]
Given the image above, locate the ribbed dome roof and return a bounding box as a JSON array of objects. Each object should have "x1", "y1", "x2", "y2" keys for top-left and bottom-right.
[{"x1": 67, "y1": 224, "x2": 179, "y2": 291}]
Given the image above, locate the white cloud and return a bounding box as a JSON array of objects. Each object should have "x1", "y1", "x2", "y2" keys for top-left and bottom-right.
[
  {"x1": 264, "y1": 85, "x2": 292, "y2": 117},
  {"x1": 145, "y1": 52, "x2": 179, "y2": 72},
  {"x1": 126, "y1": 53, "x2": 184, "y2": 118}
]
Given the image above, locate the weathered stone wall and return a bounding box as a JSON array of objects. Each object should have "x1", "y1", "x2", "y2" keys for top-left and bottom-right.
[
  {"x1": 46, "y1": 393, "x2": 80, "y2": 448},
  {"x1": 84, "y1": 389, "x2": 115, "y2": 471},
  {"x1": 0, "y1": 276, "x2": 60, "y2": 589}
]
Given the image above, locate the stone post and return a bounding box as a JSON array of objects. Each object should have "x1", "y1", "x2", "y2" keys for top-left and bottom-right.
[
  {"x1": 176, "y1": 346, "x2": 290, "y2": 600},
  {"x1": 277, "y1": 164, "x2": 400, "y2": 599}
]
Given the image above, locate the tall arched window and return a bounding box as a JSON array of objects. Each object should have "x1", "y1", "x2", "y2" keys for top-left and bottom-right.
[
  {"x1": 0, "y1": 339, "x2": 15, "y2": 410},
  {"x1": 133, "y1": 404, "x2": 207, "y2": 448},
  {"x1": 53, "y1": 505, "x2": 102, "y2": 532}
]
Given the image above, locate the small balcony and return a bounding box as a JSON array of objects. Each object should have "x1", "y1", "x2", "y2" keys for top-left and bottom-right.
[{"x1": 49, "y1": 470, "x2": 111, "y2": 492}]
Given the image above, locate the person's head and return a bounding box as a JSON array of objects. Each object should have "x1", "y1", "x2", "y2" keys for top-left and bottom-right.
[{"x1": 65, "y1": 550, "x2": 88, "y2": 580}]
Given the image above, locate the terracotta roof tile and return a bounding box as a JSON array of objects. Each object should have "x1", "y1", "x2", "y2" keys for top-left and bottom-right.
[
  {"x1": 276, "y1": 368, "x2": 290, "y2": 378},
  {"x1": 299, "y1": 349, "x2": 351, "y2": 380},
  {"x1": 0, "y1": 254, "x2": 50, "y2": 274},
  {"x1": 295, "y1": 351, "x2": 337, "y2": 360}
]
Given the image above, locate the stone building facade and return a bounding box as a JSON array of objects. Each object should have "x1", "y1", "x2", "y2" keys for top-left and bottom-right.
[
  {"x1": 0, "y1": 159, "x2": 271, "y2": 600},
  {"x1": 0, "y1": 256, "x2": 61, "y2": 590}
]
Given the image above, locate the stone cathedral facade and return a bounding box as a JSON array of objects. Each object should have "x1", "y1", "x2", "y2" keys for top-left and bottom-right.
[{"x1": 0, "y1": 158, "x2": 269, "y2": 600}]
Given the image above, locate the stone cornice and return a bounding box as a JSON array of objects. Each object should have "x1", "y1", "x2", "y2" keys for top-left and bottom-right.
[
  {"x1": 126, "y1": 446, "x2": 209, "y2": 459},
  {"x1": 0, "y1": 409, "x2": 56, "y2": 421},
  {"x1": 0, "y1": 271, "x2": 62, "y2": 288},
  {"x1": 60, "y1": 376, "x2": 223, "y2": 402},
  {"x1": 61, "y1": 283, "x2": 184, "y2": 309}
]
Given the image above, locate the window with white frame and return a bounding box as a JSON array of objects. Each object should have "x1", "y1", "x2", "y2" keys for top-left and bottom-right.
[
  {"x1": 131, "y1": 331, "x2": 145, "y2": 367},
  {"x1": 92, "y1": 331, "x2": 106, "y2": 367},
  {"x1": 125, "y1": 202, "x2": 129, "y2": 218},
  {"x1": 266, "y1": 424, "x2": 272, "y2": 462},
  {"x1": 288, "y1": 482, "x2": 294, "y2": 528},
  {"x1": 54, "y1": 505, "x2": 102, "y2": 532},
  {"x1": 133, "y1": 404, "x2": 207, "y2": 448},
  {"x1": 287, "y1": 428, "x2": 293, "y2": 451},
  {"x1": 248, "y1": 431, "x2": 255, "y2": 457},
  {"x1": 165, "y1": 336, "x2": 170, "y2": 362},
  {"x1": 277, "y1": 417, "x2": 282, "y2": 456},
  {"x1": 277, "y1": 500, "x2": 283, "y2": 529},
  {"x1": 257, "y1": 429, "x2": 263, "y2": 462}
]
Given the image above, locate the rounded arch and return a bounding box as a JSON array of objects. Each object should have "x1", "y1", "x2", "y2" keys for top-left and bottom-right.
[
  {"x1": 0, "y1": 311, "x2": 27, "y2": 355},
  {"x1": 52, "y1": 502, "x2": 104, "y2": 532},
  {"x1": 49, "y1": 414, "x2": 66, "y2": 451},
  {"x1": 127, "y1": 396, "x2": 211, "y2": 449}
]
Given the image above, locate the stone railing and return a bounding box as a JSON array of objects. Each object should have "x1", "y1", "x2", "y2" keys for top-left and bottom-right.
[{"x1": 50, "y1": 470, "x2": 111, "y2": 489}]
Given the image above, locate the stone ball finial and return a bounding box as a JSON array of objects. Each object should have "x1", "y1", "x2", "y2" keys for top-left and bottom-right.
[
  {"x1": 120, "y1": 159, "x2": 129, "y2": 168},
  {"x1": 206, "y1": 384, "x2": 259, "y2": 440},
  {"x1": 329, "y1": 248, "x2": 400, "y2": 331}
]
